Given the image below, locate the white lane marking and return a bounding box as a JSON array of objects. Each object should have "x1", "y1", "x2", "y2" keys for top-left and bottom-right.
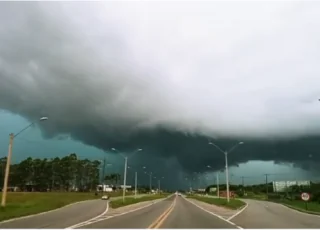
[
  {"x1": 70, "y1": 198, "x2": 167, "y2": 229},
  {"x1": 257, "y1": 200, "x2": 320, "y2": 218},
  {"x1": 227, "y1": 202, "x2": 249, "y2": 221},
  {"x1": 183, "y1": 197, "x2": 243, "y2": 229},
  {"x1": 67, "y1": 195, "x2": 174, "y2": 229},
  {"x1": 0, "y1": 199, "x2": 99, "y2": 224},
  {"x1": 66, "y1": 201, "x2": 109, "y2": 229}
]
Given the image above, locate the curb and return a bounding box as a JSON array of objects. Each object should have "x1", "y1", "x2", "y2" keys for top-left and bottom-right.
[
  {"x1": 227, "y1": 201, "x2": 249, "y2": 220},
  {"x1": 0, "y1": 194, "x2": 144, "y2": 224},
  {"x1": 280, "y1": 203, "x2": 320, "y2": 217},
  {"x1": 183, "y1": 196, "x2": 244, "y2": 229},
  {"x1": 67, "y1": 194, "x2": 174, "y2": 229},
  {"x1": 0, "y1": 198, "x2": 99, "y2": 224}
]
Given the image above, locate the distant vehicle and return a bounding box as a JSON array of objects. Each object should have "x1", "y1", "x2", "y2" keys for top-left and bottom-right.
[
  {"x1": 101, "y1": 195, "x2": 109, "y2": 200},
  {"x1": 178, "y1": 193, "x2": 181, "y2": 196}
]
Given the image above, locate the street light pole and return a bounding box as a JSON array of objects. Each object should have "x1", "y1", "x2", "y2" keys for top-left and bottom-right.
[
  {"x1": 208, "y1": 141, "x2": 244, "y2": 203},
  {"x1": 149, "y1": 172, "x2": 152, "y2": 192},
  {"x1": 224, "y1": 151, "x2": 230, "y2": 202},
  {"x1": 111, "y1": 148, "x2": 142, "y2": 202},
  {"x1": 134, "y1": 171, "x2": 137, "y2": 199},
  {"x1": 158, "y1": 176, "x2": 164, "y2": 194},
  {"x1": 1, "y1": 117, "x2": 48, "y2": 207},
  {"x1": 216, "y1": 173, "x2": 220, "y2": 198},
  {"x1": 123, "y1": 157, "x2": 128, "y2": 203}
]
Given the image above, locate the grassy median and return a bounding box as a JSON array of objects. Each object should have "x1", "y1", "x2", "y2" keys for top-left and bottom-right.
[
  {"x1": 187, "y1": 195, "x2": 246, "y2": 210},
  {"x1": 0, "y1": 192, "x2": 122, "y2": 222},
  {"x1": 110, "y1": 194, "x2": 168, "y2": 209}
]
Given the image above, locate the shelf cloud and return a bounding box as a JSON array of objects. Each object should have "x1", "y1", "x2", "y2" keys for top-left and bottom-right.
[{"x1": 1, "y1": 1, "x2": 320, "y2": 175}]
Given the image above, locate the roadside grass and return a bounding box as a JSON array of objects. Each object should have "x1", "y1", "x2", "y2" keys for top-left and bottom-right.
[
  {"x1": 110, "y1": 194, "x2": 168, "y2": 209},
  {"x1": 244, "y1": 193, "x2": 320, "y2": 214},
  {"x1": 186, "y1": 195, "x2": 246, "y2": 210},
  {"x1": 271, "y1": 199, "x2": 320, "y2": 214},
  {"x1": 0, "y1": 192, "x2": 121, "y2": 222}
]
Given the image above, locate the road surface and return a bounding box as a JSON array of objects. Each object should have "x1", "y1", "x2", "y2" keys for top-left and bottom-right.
[
  {"x1": 0, "y1": 195, "x2": 143, "y2": 228},
  {"x1": 232, "y1": 199, "x2": 320, "y2": 228},
  {"x1": 79, "y1": 195, "x2": 238, "y2": 229},
  {"x1": 0, "y1": 199, "x2": 108, "y2": 228},
  {"x1": 3, "y1": 194, "x2": 320, "y2": 229}
]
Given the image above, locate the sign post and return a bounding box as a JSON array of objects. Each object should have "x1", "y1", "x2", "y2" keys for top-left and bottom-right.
[{"x1": 301, "y1": 192, "x2": 310, "y2": 210}]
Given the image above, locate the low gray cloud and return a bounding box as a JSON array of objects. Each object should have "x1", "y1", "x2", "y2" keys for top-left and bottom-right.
[{"x1": 1, "y1": 1, "x2": 320, "y2": 177}]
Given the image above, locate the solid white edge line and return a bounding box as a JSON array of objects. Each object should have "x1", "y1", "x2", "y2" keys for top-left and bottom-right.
[
  {"x1": 66, "y1": 200, "x2": 110, "y2": 229},
  {"x1": 250, "y1": 199, "x2": 320, "y2": 218},
  {"x1": 280, "y1": 203, "x2": 320, "y2": 217},
  {"x1": 227, "y1": 202, "x2": 249, "y2": 221},
  {"x1": 182, "y1": 196, "x2": 244, "y2": 229},
  {"x1": 0, "y1": 199, "x2": 99, "y2": 224},
  {"x1": 66, "y1": 194, "x2": 175, "y2": 229}
]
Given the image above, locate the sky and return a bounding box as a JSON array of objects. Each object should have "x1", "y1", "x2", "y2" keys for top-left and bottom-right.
[{"x1": 0, "y1": 1, "x2": 320, "y2": 189}]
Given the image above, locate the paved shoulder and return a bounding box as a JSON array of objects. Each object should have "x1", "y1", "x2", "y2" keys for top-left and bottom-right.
[
  {"x1": 0, "y1": 199, "x2": 108, "y2": 228},
  {"x1": 232, "y1": 199, "x2": 320, "y2": 228},
  {"x1": 160, "y1": 196, "x2": 238, "y2": 229}
]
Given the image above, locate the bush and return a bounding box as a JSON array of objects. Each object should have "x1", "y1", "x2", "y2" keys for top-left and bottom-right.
[
  {"x1": 267, "y1": 193, "x2": 281, "y2": 200},
  {"x1": 236, "y1": 190, "x2": 244, "y2": 197},
  {"x1": 311, "y1": 191, "x2": 320, "y2": 203}
]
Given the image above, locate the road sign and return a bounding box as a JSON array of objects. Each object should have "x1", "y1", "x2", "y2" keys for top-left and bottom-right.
[{"x1": 301, "y1": 192, "x2": 310, "y2": 201}]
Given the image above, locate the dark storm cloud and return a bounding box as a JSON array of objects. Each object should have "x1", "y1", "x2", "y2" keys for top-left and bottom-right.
[{"x1": 1, "y1": 1, "x2": 320, "y2": 175}]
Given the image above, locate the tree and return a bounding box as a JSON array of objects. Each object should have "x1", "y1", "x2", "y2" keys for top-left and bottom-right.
[{"x1": 4, "y1": 153, "x2": 102, "y2": 192}]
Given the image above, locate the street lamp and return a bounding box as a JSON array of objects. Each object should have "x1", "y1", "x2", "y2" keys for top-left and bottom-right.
[
  {"x1": 208, "y1": 141, "x2": 244, "y2": 203},
  {"x1": 144, "y1": 171, "x2": 153, "y2": 192},
  {"x1": 111, "y1": 148, "x2": 142, "y2": 202},
  {"x1": 158, "y1": 176, "x2": 164, "y2": 194},
  {"x1": 1, "y1": 117, "x2": 49, "y2": 207},
  {"x1": 207, "y1": 165, "x2": 220, "y2": 198}
]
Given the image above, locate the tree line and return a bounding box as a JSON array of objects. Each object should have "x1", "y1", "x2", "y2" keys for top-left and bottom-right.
[
  {"x1": 0, "y1": 153, "x2": 123, "y2": 192},
  {"x1": 206, "y1": 182, "x2": 320, "y2": 202}
]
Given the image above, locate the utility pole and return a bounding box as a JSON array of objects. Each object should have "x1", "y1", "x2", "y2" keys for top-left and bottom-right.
[
  {"x1": 158, "y1": 179, "x2": 160, "y2": 193},
  {"x1": 241, "y1": 176, "x2": 245, "y2": 195},
  {"x1": 51, "y1": 162, "x2": 55, "y2": 190},
  {"x1": 265, "y1": 174, "x2": 269, "y2": 198},
  {"x1": 134, "y1": 171, "x2": 137, "y2": 199},
  {"x1": 102, "y1": 157, "x2": 106, "y2": 185},
  {"x1": 216, "y1": 173, "x2": 220, "y2": 198},
  {"x1": 1, "y1": 133, "x2": 14, "y2": 207}
]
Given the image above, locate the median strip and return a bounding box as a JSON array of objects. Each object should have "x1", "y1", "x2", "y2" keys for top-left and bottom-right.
[
  {"x1": 110, "y1": 194, "x2": 169, "y2": 209},
  {"x1": 186, "y1": 195, "x2": 246, "y2": 210}
]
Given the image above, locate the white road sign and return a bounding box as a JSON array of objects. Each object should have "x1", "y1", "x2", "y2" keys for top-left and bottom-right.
[{"x1": 301, "y1": 192, "x2": 310, "y2": 201}]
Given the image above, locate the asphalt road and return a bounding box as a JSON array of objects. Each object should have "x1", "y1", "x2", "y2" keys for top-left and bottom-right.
[
  {"x1": 79, "y1": 195, "x2": 238, "y2": 229},
  {"x1": 0, "y1": 195, "x2": 144, "y2": 228},
  {"x1": 159, "y1": 196, "x2": 238, "y2": 229},
  {"x1": 4, "y1": 194, "x2": 320, "y2": 229},
  {"x1": 0, "y1": 199, "x2": 108, "y2": 228},
  {"x1": 232, "y1": 199, "x2": 320, "y2": 228}
]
